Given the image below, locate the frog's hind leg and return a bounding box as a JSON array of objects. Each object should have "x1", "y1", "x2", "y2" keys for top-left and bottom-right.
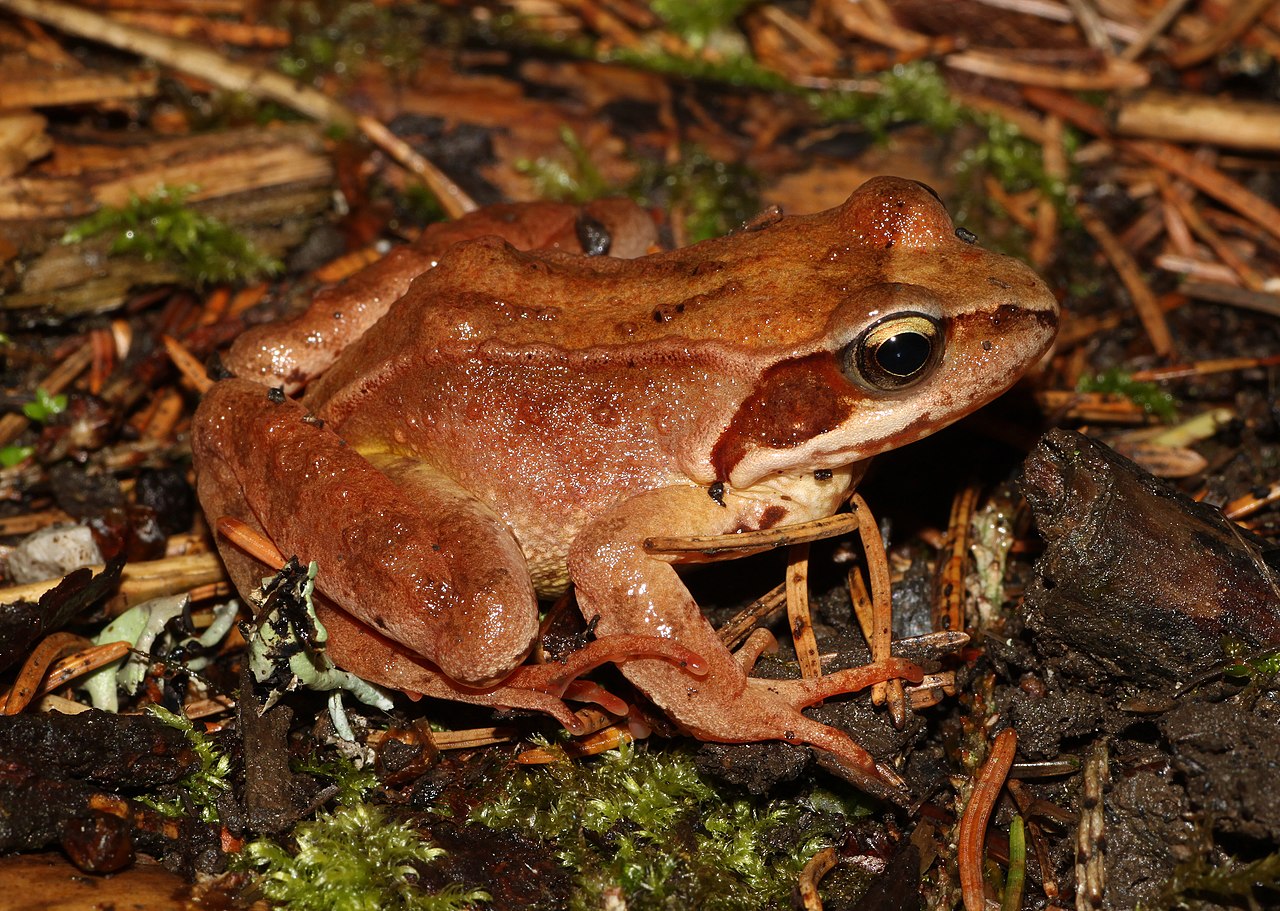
[
  {"x1": 317, "y1": 601, "x2": 705, "y2": 733},
  {"x1": 570, "y1": 484, "x2": 921, "y2": 805},
  {"x1": 192, "y1": 378, "x2": 540, "y2": 687},
  {"x1": 317, "y1": 600, "x2": 591, "y2": 732}
]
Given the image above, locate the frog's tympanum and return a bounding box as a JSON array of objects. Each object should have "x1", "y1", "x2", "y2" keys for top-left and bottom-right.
[{"x1": 194, "y1": 177, "x2": 1058, "y2": 802}]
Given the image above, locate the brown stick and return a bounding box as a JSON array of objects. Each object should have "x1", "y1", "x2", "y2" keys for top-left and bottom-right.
[
  {"x1": 645, "y1": 512, "x2": 862, "y2": 555},
  {"x1": 849, "y1": 494, "x2": 905, "y2": 724},
  {"x1": 796, "y1": 846, "x2": 839, "y2": 911},
  {"x1": 1154, "y1": 174, "x2": 1267, "y2": 290},
  {"x1": 1076, "y1": 203, "x2": 1176, "y2": 357},
  {"x1": 0, "y1": 0, "x2": 476, "y2": 218},
  {"x1": 946, "y1": 50, "x2": 1148, "y2": 90},
  {"x1": 1024, "y1": 87, "x2": 1280, "y2": 249},
  {"x1": 0, "y1": 553, "x2": 226, "y2": 614},
  {"x1": 1114, "y1": 91, "x2": 1280, "y2": 152},
  {"x1": 716, "y1": 582, "x2": 787, "y2": 650},
  {"x1": 3, "y1": 632, "x2": 91, "y2": 714},
  {"x1": 935, "y1": 484, "x2": 980, "y2": 633},
  {"x1": 1169, "y1": 0, "x2": 1277, "y2": 68},
  {"x1": 1120, "y1": 0, "x2": 1194, "y2": 60}
]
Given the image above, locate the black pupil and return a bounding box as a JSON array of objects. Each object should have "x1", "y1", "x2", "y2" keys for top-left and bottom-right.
[{"x1": 875, "y1": 331, "x2": 931, "y2": 376}]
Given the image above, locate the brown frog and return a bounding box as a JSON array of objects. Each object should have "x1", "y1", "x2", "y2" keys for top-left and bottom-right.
[{"x1": 194, "y1": 177, "x2": 1058, "y2": 801}]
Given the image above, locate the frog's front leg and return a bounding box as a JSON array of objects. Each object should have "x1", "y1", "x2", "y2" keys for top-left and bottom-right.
[
  {"x1": 193, "y1": 378, "x2": 540, "y2": 687},
  {"x1": 569, "y1": 483, "x2": 922, "y2": 804}
]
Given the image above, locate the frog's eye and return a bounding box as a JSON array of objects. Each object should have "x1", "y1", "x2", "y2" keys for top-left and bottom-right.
[{"x1": 842, "y1": 313, "x2": 942, "y2": 391}]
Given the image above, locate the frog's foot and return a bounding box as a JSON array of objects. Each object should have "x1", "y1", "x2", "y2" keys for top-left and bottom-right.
[
  {"x1": 193, "y1": 378, "x2": 541, "y2": 687},
  {"x1": 570, "y1": 485, "x2": 923, "y2": 804},
  {"x1": 749, "y1": 657, "x2": 924, "y2": 800},
  {"x1": 751, "y1": 657, "x2": 924, "y2": 711}
]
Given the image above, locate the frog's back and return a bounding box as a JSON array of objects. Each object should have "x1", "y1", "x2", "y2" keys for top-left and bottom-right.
[{"x1": 361, "y1": 176, "x2": 1044, "y2": 356}]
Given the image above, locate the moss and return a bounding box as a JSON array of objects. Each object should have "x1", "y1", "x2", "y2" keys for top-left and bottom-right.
[
  {"x1": 608, "y1": 45, "x2": 795, "y2": 93},
  {"x1": 399, "y1": 183, "x2": 450, "y2": 228},
  {"x1": 272, "y1": 1, "x2": 434, "y2": 85},
  {"x1": 240, "y1": 803, "x2": 489, "y2": 911},
  {"x1": 648, "y1": 0, "x2": 761, "y2": 49},
  {"x1": 1160, "y1": 848, "x2": 1280, "y2": 909},
  {"x1": 62, "y1": 186, "x2": 282, "y2": 287},
  {"x1": 473, "y1": 742, "x2": 867, "y2": 910},
  {"x1": 138, "y1": 705, "x2": 231, "y2": 823},
  {"x1": 810, "y1": 62, "x2": 1073, "y2": 233},
  {"x1": 294, "y1": 751, "x2": 380, "y2": 807},
  {"x1": 497, "y1": 11, "x2": 1070, "y2": 238},
  {"x1": 516, "y1": 127, "x2": 612, "y2": 205},
  {"x1": 807, "y1": 61, "x2": 963, "y2": 136},
  {"x1": 1223, "y1": 642, "x2": 1280, "y2": 683},
  {"x1": 1077, "y1": 368, "x2": 1179, "y2": 422},
  {"x1": 642, "y1": 146, "x2": 762, "y2": 242},
  {"x1": 21, "y1": 387, "x2": 67, "y2": 423},
  {"x1": 958, "y1": 111, "x2": 1075, "y2": 227},
  {"x1": 519, "y1": 131, "x2": 759, "y2": 244}
]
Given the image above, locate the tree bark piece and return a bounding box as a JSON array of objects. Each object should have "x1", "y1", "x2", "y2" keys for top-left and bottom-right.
[{"x1": 1020, "y1": 429, "x2": 1280, "y2": 689}]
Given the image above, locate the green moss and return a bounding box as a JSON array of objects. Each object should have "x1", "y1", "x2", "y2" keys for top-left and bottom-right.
[
  {"x1": 519, "y1": 131, "x2": 759, "y2": 244},
  {"x1": 237, "y1": 747, "x2": 486, "y2": 910},
  {"x1": 1161, "y1": 848, "x2": 1280, "y2": 909},
  {"x1": 516, "y1": 127, "x2": 612, "y2": 205},
  {"x1": 21, "y1": 387, "x2": 67, "y2": 423},
  {"x1": 809, "y1": 62, "x2": 1073, "y2": 232},
  {"x1": 0, "y1": 445, "x2": 33, "y2": 468},
  {"x1": 294, "y1": 751, "x2": 380, "y2": 807},
  {"x1": 648, "y1": 0, "x2": 760, "y2": 49},
  {"x1": 660, "y1": 147, "x2": 762, "y2": 242},
  {"x1": 241, "y1": 802, "x2": 488, "y2": 911},
  {"x1": 473, "y1": 742, "x2": 866, "y2": 910},
  {"x1": 63, "y1": 186, "x2": 282, "y2": 287},
  {"x1": 1223, "y1": 642, "x2": 1280, "y2": 682},
  {"x1": 400, "y1": 183, "x2": 450, "y2": 227},
  {"x1": 138, "y1": 705, "x2": 231, "y2": 823},
  {"x1": 272, "y1": 1, "x2": 434, "y2": 84},
  {"x1": 958, "y1": 112, "x2": 1075, "y2": 225},
  {"x1": 1077, "y1": 368, "x2": 1179, "y2": 422},
  {"x1": 609, "y1": 45, "x2": 796, "y2": 93},
  {"x1": 807, "y1": 61, "x2": 962, "y2": 136}
]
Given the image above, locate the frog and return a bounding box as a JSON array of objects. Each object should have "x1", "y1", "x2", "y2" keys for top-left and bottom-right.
[{"x1": 193, "y1": 177, "x2": 1058, "y2": 803}]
